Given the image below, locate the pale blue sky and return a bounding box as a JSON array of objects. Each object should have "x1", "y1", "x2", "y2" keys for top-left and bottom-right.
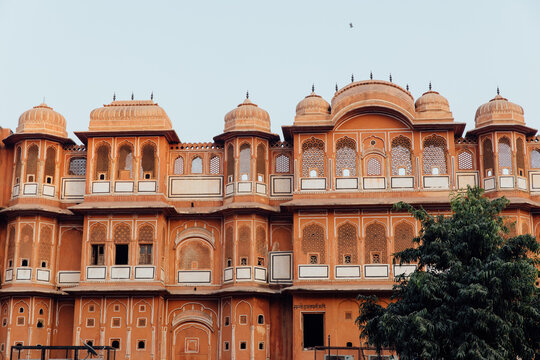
[{"x1": 0, "y1": 0, "x2": 539, "y2": 142}]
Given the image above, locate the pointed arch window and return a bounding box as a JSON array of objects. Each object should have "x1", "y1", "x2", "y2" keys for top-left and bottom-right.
[
  {"x1": 141, "y1": 143, "x2": 156, "y2": 179},
  {"x1": 394, "y1": 222, "x2": 414, "y2": 255},
  {"x1": 191, "y1": 156, "x2": 203, "y2": 174},
  {"x1": 301, "y1": 224, "x2": 325, "y2": 264},
  {"x1": 43, "y1": 147, "x2": 56, "y2": 184},
  {"x1": 226, "y1": 145, "x2": 235, "y2": 183},
  {"x1": 498, "y1": 137, "x2": 512, "y2": 175},
  {"x1": 302, "y1": 138, "x2": 325, "y2": 177},
  {"x1": 516, "y1": 138, "x2": 525, "y2": 176},
  {"x1": 95, "y1": 144, "x2": 110, "y2": 180},
  {"x1": 422, "y1": 135, "x2": 448, "y2": 175},
  {"x1": 19, "y1": 225, "x2": 34, "y2": 267},
  {"x1": 138, "y1": 225, "x2": 154, "y2": 265},
  {"x1": 173, "y1": 156, "x2": 184, "y2": 175},
  {"x1": 179, "y1": 241, "x2": 211, "y2": 270},
  {"x1": 90, "y1": 223, "x2": 106, "y2": 265},
  {"x1": 7, "y1": 225, "x2": 15, "y2": 267},
  {"x1": 26, "y1": 144, "x2": 39, "y2": 183},
  {"x1": 337, "y1": 223, "x2": 357, "y2": 264},
  {"x1": 14, "y1": 147, "x2": 22, "y2": 185},
  {"x1": 238, "y1": 225, "x2": 251, "y2": 265},
  {"x1": 225, "y1": 226, "x2": 234, "y2": 267},
  {"x1": 531, "y1": 148, "x2": 540, "y2": 169},
  {"x1": 39, "y1": 226, "x2": 52, "y2": 268},
  {"x1": 365, "y1": 223, "x2": 387, "y2": 264},
  {"x1": 113, "y1": 223, "x2": 131, "y2": 265},
  {"x1": 336, "y1": 137, "x2": 356, "y2": 177},
  {"x1": 391, "y1": 136, "x2": 412, "y2": 176},
  {"x1": 256, "y1": 144, "x2": 266, "y2": 182},
  {"x1": 117, "y1": 144, "x2": 133, "y2": 180},
  {"x1": 482, "y1": 139, "x2": 494, "y2": 176},
  {"x1": 239, "y1": 144, "x2": 251, "y2": 181},
  {"x1": 255, "y1": 226, "x2": 267, "y2": 266},
  {"x1": 366, "y1": 157, "x2": 382, "y2": 176}
]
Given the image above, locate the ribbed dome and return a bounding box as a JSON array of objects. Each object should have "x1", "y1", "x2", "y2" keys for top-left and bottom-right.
[
  {"x1": 17, "y1": 103, "x2": 67, "y2": 138},
  {"x1": 415, "y1": 90, "x2": 450, "y2": 112},
  {"x1": 224, "y1": 97, "x2": 271, "y2": 133},
  {"x1": 475, "y1": 94, "x2": 524, "y2": 128},
  {"x1": 296, "y1": 92, "x2": 330, "y2": 116},
  {"x1": 89, "y1": 100, "x2": 172, "y2": 132}
]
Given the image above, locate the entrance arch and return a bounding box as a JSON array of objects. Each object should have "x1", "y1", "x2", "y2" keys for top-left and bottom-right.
[{"x1": 173, "y1": 323, "x2": 212, "y2": 360}]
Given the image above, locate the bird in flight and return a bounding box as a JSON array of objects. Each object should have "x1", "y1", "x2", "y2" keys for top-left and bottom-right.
[{"x1": 349, "y1": 23, "x2": 353, "y2": 28}]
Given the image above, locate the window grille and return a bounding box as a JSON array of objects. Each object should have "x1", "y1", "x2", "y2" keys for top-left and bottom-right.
[
  {"x1": 522, "y1": 222, "x2": 529, "y2": 235},
  {"x1": 43, "y1": 147, "x2": 56, "y2": 183},
  {"x1": 209, "y1": 155, "x2": 220, "y2": 174},
  {"x1": 26, "y1": 144, "x2": 39, "y2": 180},
  {"x1": 14, "y1": 147, "x2": 22, "y2": 183},
  {"x1": 301, "y1": 224, "x2": 325, "y2": 263},
  {"x1": 482, "y1": 139, "x2": 494, "y2": 176},
  {"x1": 422, "y1": 135, "x2": 448, "y2": 175},
  {"x1": 140, "y1": 143, "x2": 156, "y2": 179},
  {"x1": 225, "y1": 226, "x2": 233, "y2": 265},
  {"x1": 114, "y1": 223, "x2": 131, "y2": 243},
  {"x1": 364, "y1": 223, "x2": 387, "y2": 264},
  {"x1": 531, "y1": 149, "x2": 540, "y2": 168},
  {"x1": 457, "y1": 151, "x2": 473, "y2": 170},
  {"x1": 90, "y1": 223, "x2": 107, "y2": 242},
  {"x1": 179, "y1": 241, "x2": 210, "y2": 270},
  {"x1": 19, "y1": 224, "x2": 34, "y2": 266},
  {"x1": 391, "y1": 136, "x2": 412, "y2": 175},
  {"x1": 7, "y1": 225, "x2": 15, "y2": 263},
  {"x1": 366, "y1": 157, "x2": 382, "y2": 176},
  {"x1": 302, "y1": 138, "x2": 325, "y2": 177},
  {"x1": 337, "y1": 223, "x2": 357, "y2": 264},
  {"x1": 117, "y1": 144, "x2": 133, "y2": 179},
  {"x1": 39, "y1": 226, "x2": 52, "y2": 266},
  {"x1": 498, "y1": 137, "x2": 512, "y2": 174},
  {"x1": 256, "y1": 144, "x2": 266, "y2": 181},
  {"x1": 239, "y1": 144, "x2": 251, "y2": 180},
  {"x1": 138, "y1": 225, "x2": 154, "y2": 243},
  {"x1": 394, "y1": 222, "x2": 414, "y2": 254},
  {"x1": 275, "y1": 154, "x2": 290, "y2": 173},
  {"x1": 69, "y1": 157, "x2": 86, "y2": 176},
  {"x1": 336, "y1": 137, "x2": 356, "y2": 177},
  {"x1": 173, "y1": 156, "x2": 184, "y2": 175},
  {"x1": 191, "y1": 156, "x2": 203, "y2": 174},
  {"x1": 255, "y1": 226, "x2": 266, "y2": 258},
  {"x1": 226, "y1": 145, "x2": 234, "y2": 182},
  {"x1": 95, "y1": 144, "x2": 110, "y2": 180},
  {"x1": 516, "y1": 138, "x2": 525, "y2": 175},
  {"x1": 238, "y1": 225, "x2": 251, "y2": 265}
]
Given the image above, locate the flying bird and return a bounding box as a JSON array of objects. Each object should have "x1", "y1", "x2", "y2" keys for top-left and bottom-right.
[{"x1": 349, "y1": 23, "x2": 353, "y2": 28}]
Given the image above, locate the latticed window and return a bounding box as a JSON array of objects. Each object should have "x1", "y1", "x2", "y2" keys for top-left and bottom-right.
[
  {"x1": 275, "y1": 154, "x2": 290, "y2": 173},
  {"x1": 531, "y1": 149, "x2": 540, "y2": 169},
  {"x1": 391, "y1": 136, "x2": 412, "y2": 176},
  {"x1": 173, "y1": 156, "x2": 184, "y2": 175},
  {"x1": 337, "y1": 223, "x2": 357, "y2": 264},
  {"x1": 366, "y1": 157, "x2": 382, "y2": 176},
  {"x1": 457, "y1": 151, "x2": 473, "y2": 170},
  {"x1": 14, "y1": 147, "x2": 22, "y2": 184},
  {"x1": 301, "y1": 224, "x2": 325, "y2": 263},
  {"x1": 365, "y1": 223, "x2": 387, "y2": 264},
  {"x1": 516, "y1": 138, "x2": 525, "y2": 176},
  {"x1": 114, "y1": 223, "x2": 131, "y2": 243},
  {"x1": 179, "y1": 241, "x2": 210, "y2": 270},
  {"x1": 7, "y1": 225, "x2": 15, "y2": 264},
  {"x1": 239, "y1": 144, "x2": 251, "y2": 180},
  {"x1": 95, "y1": 144, "x2": 110, "y2": 180},
  {"x1": 302, "y1": 138, "x2": 325, "y2": 177},
  {"x1": 255, "y1": 226, "x2": 266, "y2": 259},
  {"x1": 138, "y1": 225, "x2": 153, "y2": 265},
  {"x1": 256, "y1": 144, "x2": 266, "y2": 181},
  {"x1": 394, "y1": 222, "x2": 414, "y2": 255},
  {"x1": 117, "y1": 144, "x2": 133, "y2": 179},
  {"x1": 191, "y1": 156, "x2": 203, "y2": 174},
  {"x1": 238, "y1": 225, "x2": 251, "y2": 265},
  {"x1": 336, "y1": 137, "x2": 356, "y2": 177},
  {"x1": 522, "y1": 222, "x2": 529, "y2": 235},
  {"x1": 43, "y1": 147, "x2": 56, "y2": 184},
  {"x1": 19, "y1": 224, "x2": 34, "y2": 266},
  {"x1": 26, "y1": 144, "x2": 39, "y2": 182},
  {"x1": 226, "y1": 145, "x2": 234, "y2": 182},
  {"x1": 90, "y1": 223, "x2": 107, "y2": 242},
  {"x1": 39, "y1": 226, "x2": 52, "y2": 267},
  {"x1": 140, "y1": 143, "x2": 156, "y2": 179},
  {"x1": 482, "y1": 139, "x2": 494, "y2": 176},
  {"x1": 209, "y1": 155, "x2": 220, "y2": 174},
  {"x1": 138, "y1": 225, "x2": 154, "y2": 243},
  {"x1": 498, "y1": 137, "x2": 512, "y2": 175},
  {"x1": 225, "y1": 226, "x2": 234, "y2": 266},
  {"x1": 422, "y1": 135, "x2": 448, "y2": 175},
  {"x1": 69, "y1": 158, "x2": 86, "y2": 176}
]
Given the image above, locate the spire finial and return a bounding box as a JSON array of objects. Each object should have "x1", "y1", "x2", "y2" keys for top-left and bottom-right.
[
  {"x1": 131, "y1": 92, "x2": 134, "y2": 100},
  {"x1": 406, "y1": 84, "x2": 409, "y2": 91},
  {"x1": 312, "y1": 84, "x2": 315, "y2": 93},
  {"x1": 351, "y1": 74, "x2": 354, "y2": 83},
  {"x1": 389, "y1": 73, "x2": 392, "y2": 82},
  {"x1": 246, "y1": 91, "x2": 249, "y2": 99},
  {"x1": 335, "y1": 83, "x2": 338, "y2": 92},
  {"x1": 370, "y1": 71, "x2": 373, "y2": 80},
  {"x1": 113, "y1": 92, "x2": 116, "y2": 101},
  {"x1": 151, "y1": 91, "x2": 154, "y2": 100},
  {"x1": 429, "y1": 82, "x2": 432, "y2": 91},
  {"x1": 497, "y1": 86, "x2": 500, "y2": 95}
]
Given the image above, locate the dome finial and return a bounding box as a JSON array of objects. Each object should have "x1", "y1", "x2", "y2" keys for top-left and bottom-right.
[
  {"x1": 497, "y1": 86, "x2": 500, "y2": 95},
  {"x1": 246, "y1": 90, "x2": 249, "y2": 99},
  {"x1": 406, "y1": 84, "x2": 409, "y2": 91},
  {"x1": 131, "y1": 92, "x2": 134, "y2": 100},
  {"x1": 370, "y1": 71, "x2": 373, "y2": 80},
  {"x1": 389, "y1": 73, "x2": 392, "y2": 82},
  {"x1": 429, "y1": 82, "x2": 432, "y2": 91},
  {"x1": 351, "y1": 74, "x2": 354, "y2": 83},
  {"x1": 312, "y1": 84, "x2": 315, "y2": 93},
  {"x1": 335, "y1": 83, "x2": 338, "y2": 92},
  {"x1": 113, "y1": 92, "x2": 116, "y2": 101},
  {"x1": 151, "y1": 91, "x2": 154, "y2": 100}
]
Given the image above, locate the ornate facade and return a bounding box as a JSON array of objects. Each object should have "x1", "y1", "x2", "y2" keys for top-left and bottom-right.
[{"x1": 0, "y1": 79, "x2": 538, "y2": 359}]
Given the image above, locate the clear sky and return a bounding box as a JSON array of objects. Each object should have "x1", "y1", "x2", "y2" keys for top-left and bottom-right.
[{"x1": 0, "y1": 0, "x2": 539, "y2": 142}]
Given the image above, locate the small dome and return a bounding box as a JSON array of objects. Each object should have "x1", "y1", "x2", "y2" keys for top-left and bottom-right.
[
  {"x1": 224, "y1": 97, "x2": 271, "y2": 133},
  {"x1": 475, "y1": 93, "x2": 524, "y2": 128},
  {"x1": 17, "y1": 103, "x2": 67, "y2": 138},
  {"x1": 296, "y1": 91, "x2": 330, "y2": 116},
  {"x1": 89, "y1": 100, "x2": 172, "y2": 132},
  {"x1": 415, "y1": 90, "x2": 450, "y2": 113}
]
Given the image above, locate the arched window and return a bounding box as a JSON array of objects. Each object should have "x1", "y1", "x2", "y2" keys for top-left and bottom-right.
[
  {"x1": 39, "y1": 226, "x2": 52, "y2": 268},
  {"x1": 238, "y1": 225, "x2": 251, "y2": 265},
  {"x1": 68, "y1": 157, "x2": 86, "y2": 176},
  {"x1": 275, "y1": 154, "x2": 290, "y2": 173},
  {"x1": 336, "y1": 137, "x2": 356, "y2": 177},
  {"x1": 531, "y1": 149, "x2": 540, "y2": 169},
  {"x1": 140, "y1": 143, "x2": 156, "y2": 179},
  {"x1": 394, "y1": 222, "x2": 414, "y2": 255},
  {"x1": 301, "y1": 224, "x2": 325, "y2": 264},
  {"x1": 365, "y1": 223, "x2": 387, "y2": 264},
  {"x1": 117, "y1": 144, "x2": 133, "y2": 180},
  {"x1": 422, "y1": 135, "x2": 448, "y2": 175},
  {"x1": 457, "y1": 150, "x2": 473, "y2": 170},
  {"x1": 90, "y1": 223, "x2": 107, "y2": 243},
  {"x1": 255, "y1": 226, "x2": 266, "y2": 266},
  {"x1": 14, "y1": 147, "x2": 22, "y2": 184},
  {"x1": 209, "y1": 155, "x2": 220, "y2": 174},
  {"x1": 179, "y1": 241, "x2": 211, "y2": 270},
  {"x1": 516, "y1": 138, "x2": 525, "y2": 176},
  {"x1": 26, "y1": 144, "x2": 39, "y2": 182},
  {"x1": 43, "y1": 147, "x2": 56, "y2": 184},
  {"x1": 482, "y1": 139, "x2": 494, "y2": 176},
  {"x1": 173, "y1": 156, "x2": 184, "y2": 175},
  {"x1": 7, "y1": 225, "x2": 15, "y2": 267},
  {"x1": 19, "y1": 224, "x2": 34, "y2": 267},
  {"x1": 498, "y1": 137, "x2": 512, "y2": 175},
  {"x1": 256, "y1": 144, "x2": 266, "y2": 182},
  {"x1": 191, "y1": 156, "x2": 203, "y2": 174},
  {"x1": 391, "y1": 136, "x2": 412, "y2": 176},
  {"x1": 89, "y1": 223, "x2": 106, "y2": 265},
  {"x1": 226, "y1": 144, "x2": 234, "y2": 183},
  {"x1": 366, "y1": 157, "x2": 382, "y2": 176},
  {"x1": 337, "y1": 223, "x2": 357, "y2": 264},
  {"x1": 302, "y1": 138, "x2": 325, "y2": 177},
  {"x1": 113, "y1": 223, "x2": 131, "y2": 265},
  {"x1": 225, "y1": 226, "x2": 234, "y2": 267},
  {"x1": 138, "y1": 225, "x2": 154, "y2": 265},
  {"x1": 95, "y1": 144, "x2": 110, "y2": 180},
  {"x1": 239, "y1": 144, "x2": 251, "y2": 181}
]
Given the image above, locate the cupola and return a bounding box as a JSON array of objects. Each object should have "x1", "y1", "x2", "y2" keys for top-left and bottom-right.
[
  {"x1": 415, "y1": 85, "x2": 453, "y2": 121},
  {"x1": 475, "y1": 90, "x2": 524, "y2": 128},
  {"x1": 294, "y1": 87, "x2": 331, "y2": 124},
  {"x1": 224, "y1": 94, "x2": 271, "y2": 133},
  {"x1": 16, "y1": 103, "x2": 68, "y2": 138}
]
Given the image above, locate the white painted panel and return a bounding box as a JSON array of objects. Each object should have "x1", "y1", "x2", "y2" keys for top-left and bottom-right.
[
  {"x1": 391, "y1": 177, "x2": 414, "y2": 189},
  {"x1": 394, "y1": 264, "x2": 417, "y2": 277},
  {"x1": 86, "y1": 266, "x2": 106, "y2": 280},
  {"x1": 484, "y1": 177, "x2": 496, "y2": 190},
  {"x1": 58, "y1": 271, "x2": 80, "y2": 284},
  {"x1": 224, "y1": 267, "x2": 233, "y2": 282},
  {"x1": 363, "y1": 177, "x2": 386, "y2": 189},
  {"x1": 225, "y1": 183, "x2": 234, "y2": 195},
  {"x1": 115, "y1": 181, "x2": 134, "y2": 193},
  {"x1": 335, "y1": 178, "x2": 358, "y2": 190},
  {"x1": 254, "y1": 267, "x2": 266, "y2": 281},
  {"x1": 138, "y1": 181, "x2": 156, "y2": 192},
  {"x1": 298, "y1": 265, "x2": 328, "y2": 279},
  {"x1": 423, "y1": 176, "x2": 449, "y2": 189},
  {"x1": 457, "y1": 174, "x2": 477, "y2": 189},
  {"x1": 36, "y1": 269, "x2": 50, "y2": 282},
  {"x1": 270, "y1": 252, "x2": 293, "y2": 282},
  {"x1": 5, "y1": 269, "x2": 13, "y2": 281},
  {"x1": 111, "y1": 266, "x2": 130, "y2": 279},
  {"x1": 271, "y1": 176, "x2": 293, "y2": 195},
  {"x1": 178, "y1": 270, "x2": 211, "y2": 283},
  {"x1": 301, "y1": 178, "x2": 326, "y2": 190},
  {"x1": 23, "y1": 183, "x2": 38, "y2": 195},
  {"x1": 92, "y1": 181, "x2": 110, "y2": 194},
  {"x1": 256, "y1": 183, "x2": 266, "y2": 194},
  {"x1": 530, "y1": 173, "x2": 540, "y2": 190},
  {"x1": 42, "y1": 184, "x2": 55, "y2": 197},
  {"x1": 364, "y1": 264, "x2": 389, "y2": 278},
  {"x1": 12, "y1": 184, "x2": 19, "y2": 197},
  {"x1": 16, "y1": 268, "x2": 32, "y2": 280},
  {"x1": 237, "y1": 181, "x2": 252, "y2": 193},
  {"x1": 235, "y1": 267, "x2": 252, "y2": 280},
  {"x1": 517, "y1": 177, "x2": 527, "y2": 190},
  {"x1": 169, "y1": 177, "x2": 222, "y2": 197},
  {"x1": 62, "y1": 178, "x2": 85, "y2": 199},
  {"x1": 499, "y1": 176, "x2": 514, "y2": 189},
  {"x1": 134, "y1": 266, "x2": 155, "y2": 279},
  {"x1": 335, "y1": 265, "x2": 361, "y2": 279}
]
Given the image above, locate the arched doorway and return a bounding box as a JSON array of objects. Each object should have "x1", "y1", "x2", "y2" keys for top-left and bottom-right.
[{"x1": 173, "y1": 323, "x2": 211, "y2": 360}]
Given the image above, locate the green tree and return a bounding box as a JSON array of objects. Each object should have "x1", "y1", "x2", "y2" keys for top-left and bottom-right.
[{"x1": 357, "y1": 187, "x2": 540, "y2": 360}]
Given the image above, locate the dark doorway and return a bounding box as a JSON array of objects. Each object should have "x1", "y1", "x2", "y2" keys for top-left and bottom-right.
[
  {"x1": 303, "y1": 313, "x2": 324, "y2": 349},
  {"x1": 115, "y1": 244, "x2": 129, "y2": 265}
]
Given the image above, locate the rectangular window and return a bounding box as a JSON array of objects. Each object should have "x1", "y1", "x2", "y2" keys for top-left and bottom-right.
[
  {"x1": 303, "y1": 313, "x2": 324, "y2": 349},
  {"x1": 139, "y1": 244, "x2": 153, "y2": 265},
  {"x1": 115, "y1": 244, "x2": 129, "y2": 265},
  {"x1": 91, "y1": 244, "x2": 105, "y2": 265}
]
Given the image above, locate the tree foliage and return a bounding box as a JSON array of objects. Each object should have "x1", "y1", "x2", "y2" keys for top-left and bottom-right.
[{"x1": 356, "y1": 187, "x2": 540, "y2": 360}]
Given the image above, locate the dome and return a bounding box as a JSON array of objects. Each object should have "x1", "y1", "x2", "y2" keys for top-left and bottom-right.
[
  {"x1": 296, "y1": 91, "x2": 330, "y2": 116},
  {"x1": 17, "y1": 103, "x2": 68, "y2": 138},
  {"x1": 89, "y1": 100, "x2": 172, "y2": 132},
  {"x1": 414, "y1": 90, "x2": 453, "y2": 121},
  {"x1": 331, "y1": 80, "x2": 415, "y2": 121},
  {"x1": 475, "y1": 93, "x2": 524, "y2": 128},
  {"x1": 224, "y1": 97, "x2": 271, "y2": 133}
]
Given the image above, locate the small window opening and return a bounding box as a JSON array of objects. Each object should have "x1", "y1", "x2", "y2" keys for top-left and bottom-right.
[
  {"x1": 240, "y1": 257, "x2": 247, "y2": 266},
  {"x1": 370, "y1": 140, "x2": 376, "y2": 146},
  {"x1": 224, "y1": 342, "x2": 230, "y2": 350},
  {"x1": 342, "y1": 168, "x2": 350, "y2": 177},
  {"x1": 41, "y1": 261, "x2": 47, "y2": 268},
  {"x1": 239, "y1": 315, "x2": 248, "y2": 325},
  {"x1": 39, "y1": 309, "x2": 43, "y2": 315},
  {"x1": 37, "y1": 320, "x2": 44, "y2": 328},
  {"x1": 91, "y1": 244, "x2": 105, "y2": 265},
  {"x1": 8, "y1": 260, "x2": 12, "y2": 268},
  {"x1": 519, "y1": 169, "x2": 524, "y2": 176},
  {"x1": 258, "y1": 342, "x2": 264, "y2": 350},
  {"x1": 371, "y1": 252, "x2": 381, "y2": 264},
  {"x1": 257, "y1": 257, "x2": 264, "y2": 266},
  {"x1": 398, "y1": 167, "x2": 406, "y2": 176},
  {"x1": 257, "y1": 315, "x2": 264, "y2": 324},
  {"x1": 241, "y1": 173, "x2": 248, "y2": 181},
  {"x1": 309, "y1": 255, "x2": 318, "y2": 264},
  {"x1": 502, "y1": 168, "x2": 510, "y2": 175},
  {"x1": 486, "y1": 169, "x2": 493, "y2": 177},
  {"x1": 240, "y1": 342, "x2": 247, "y2": 350},
  {"x1": 309, "y1": 169, "x2": 318, "y2": 178},
  {"x1": 431, "y1": 167, "x2": 440, "y2": 175},
  {"x1": 86, "y1": 341, "x2": 93, "y2": 347},
  {"x1": 346, "y1": 342, "x2": 353, "y2": 347},
  {"x1": 89, "y1": 305, "x2": 95, "y2": 312},
  {"x1": 45, "y1": 176, "x2": 52, "y2": 184},
  {"x1": 99, "y1": 173, "x2": 105, "y2": 180},
  {"x1": 303, "y1": 313, "x2": 324, "y2": 349},
  {"x1": 115, "y1": 244, "x2": 129, "y2": 265},
  {"x1": 21, "y1": 259, "x2": 29, "y2": 267},
  {"x1": 345, "y1": 312, "x2": 352, "y2": 320},
  {"x1": 27, "y1": 175, "x2": 35, "y2": 183},
  {"x1": 137, "y1": 318, "x2": 146, "y2": 327},
  {"x1": 224, "y1": 316, "x2": 230, "y2": 326},
  {"x1": 344, "y1": 255, "x2": 351, "y2": 264},
  {"x1": 144, "y1": 173, "x2": 151, "y2": 179},
  {"x1": 111, "y1": 340, "x2": 120, "y2": 349},
  {"x1": 226, "y1": 258, "x2": 232, "y2": 267},
  {"x1": 257, "y1": 174, "x2": 263, "y2": 182},
  {"x1": 19, "y1": 307, "x2": 24, "y2": 313},
  {"x1": 137, "y1": 341, "x2": 145, "y2": 350}
]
